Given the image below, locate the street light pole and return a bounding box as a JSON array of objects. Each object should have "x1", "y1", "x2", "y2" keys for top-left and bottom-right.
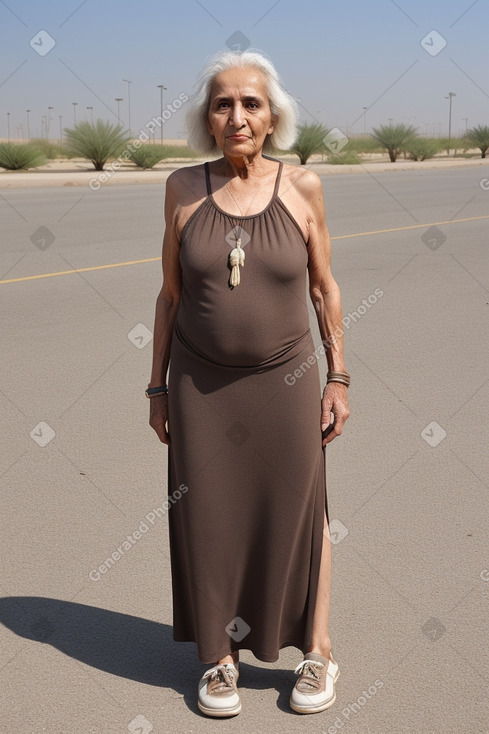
[
  {"x1": 47, "y1": 106, "x2": 54, "y2": 139},
  {"x1": 72, "y1": 102, "x2": 78, "y2": 126},
  {"x1": 362, "y1": 106, "x2": 368, "y2": 135},
  {"x1": 7, "y1": 112, "x2": 10, "y2": 142},
  {"x1": 157, "y1": 84, "x2": 167, "y2": 145},
  {"x1": 26, "y1": 109, "x2": 31, "y2": 140},
  {"x1": 87, "y1": 106, "x2": 94, "y2": 124},
  {"x1": 122, "y1": 79, "x2": 131, "y2": 134},
  {"x1": 59, "y1": 115, "x2": 63, "y2": 146},
  {"x1": 115, "y1": 98, "x2": 123, "y2": 126},
  {"x1": 446, "y1": 92, "x2": 456, "y2": 144}
]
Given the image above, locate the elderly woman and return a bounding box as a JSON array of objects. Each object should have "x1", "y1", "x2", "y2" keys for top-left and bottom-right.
[{"x1": 148, "y1": 49, "x2": 350, "y2": 717}]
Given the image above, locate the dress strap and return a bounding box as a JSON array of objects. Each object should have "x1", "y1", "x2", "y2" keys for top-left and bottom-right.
[
  {"x1": 272, "y1": 161, "x2": 283, "y2": 200},
  {"x1": 204, "y1": 161, "x2": 212, "y2": 196}
]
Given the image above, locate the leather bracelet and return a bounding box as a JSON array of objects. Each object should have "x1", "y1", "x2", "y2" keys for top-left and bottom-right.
[
  {"x1": 327, "y1": 370, "x2": 350, "y2": 387},
  {"x1": 145, "y1": 385, "x2": 168, "y2": 398}
]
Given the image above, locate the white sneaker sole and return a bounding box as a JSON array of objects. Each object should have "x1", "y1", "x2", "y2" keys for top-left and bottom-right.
[
  {"x1": 290, "y1": 669, "x2": 340, "y2": 714},
  {"x1": 198, "y1": 700, "x2": 242, "y2": 717}
]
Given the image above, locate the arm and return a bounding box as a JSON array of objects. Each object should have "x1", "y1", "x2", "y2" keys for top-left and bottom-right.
[
  {"x1": 300, "y1": 171, "x2": 350, "y2": 445},
  {"x1": 148, "y1": 172, "x2": 183, "y2": 444}
]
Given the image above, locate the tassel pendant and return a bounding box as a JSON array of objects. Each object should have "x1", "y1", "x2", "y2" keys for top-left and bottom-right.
[{"x1": 228, "y1": 237, "x2": 245, "y2": 287}]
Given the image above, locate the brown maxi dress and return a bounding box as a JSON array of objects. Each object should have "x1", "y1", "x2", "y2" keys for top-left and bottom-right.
[{"x1": 167, "y1": 155, "x2": 330, "y2": 664}]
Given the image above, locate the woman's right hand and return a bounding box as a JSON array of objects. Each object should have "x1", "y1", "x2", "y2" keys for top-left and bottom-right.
[{"x1": 149, "y1": 395, "x2": 170, "y2": 445}]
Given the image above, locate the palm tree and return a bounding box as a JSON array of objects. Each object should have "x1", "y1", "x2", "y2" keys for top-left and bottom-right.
[
  {"x1": 464, "y1": 125, "x2": 489, "y2": 158},
  {"x1": 0, "y1": 143, "x2": 46, "y2": 170},
  {"x1": 64, "y1": 120, "x2": 131, "y2": 170},
  {"x1": 370, "y1": 123, "x2": 418, "y2": 162},
  {"x1": 290, "y1": 122, "x2": 328, "y2": 165},
  {"x1": 405, "y1": 138, "x2": 442, "y2": 161}
]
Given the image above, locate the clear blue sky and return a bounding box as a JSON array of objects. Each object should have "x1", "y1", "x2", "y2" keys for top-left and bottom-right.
[{"x1": 1, "y1": 0, "x2": 488, "y2": 141}]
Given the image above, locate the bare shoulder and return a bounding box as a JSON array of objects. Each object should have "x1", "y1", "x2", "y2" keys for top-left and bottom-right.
[
  {"x1": 166, "y1": 163, "x2": 207, "y2": 203},
  {"x1": 282, "y1": 163, "x2": 322, "y2": 193},
  {"x1": 165, "y1": 163, "x2": 209, "y2": 238},
  {"x1": 278, "y1": 163, "x2": 326, "y2": 241}
]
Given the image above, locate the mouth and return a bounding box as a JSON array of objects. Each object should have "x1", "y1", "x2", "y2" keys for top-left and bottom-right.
[{"x1": 227, "y1": 134, "x2": 250, "y2": 140}]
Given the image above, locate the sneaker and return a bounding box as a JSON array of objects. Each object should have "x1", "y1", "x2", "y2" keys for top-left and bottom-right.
[
  {"x1": 198, "y1": 663, "x2": 241, "y2": 717},
  {"x1": 290, "y1": 651, "x2": 339, "y2": 714}
]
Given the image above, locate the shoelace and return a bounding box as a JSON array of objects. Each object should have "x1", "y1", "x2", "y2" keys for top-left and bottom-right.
[
  {"x1": 294, "y1": 659, "x2": 325, "y2": 683},
  {"x1": 203, "y1": 664, "x2": 237, "y2": 693}
]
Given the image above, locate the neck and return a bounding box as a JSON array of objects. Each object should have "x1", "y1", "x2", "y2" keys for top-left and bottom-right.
[{"x1": 221, "y1": 152, "x2": 269, "y2": 180}]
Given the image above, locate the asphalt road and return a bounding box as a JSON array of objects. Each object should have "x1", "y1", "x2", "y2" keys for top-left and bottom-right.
[{"x1": 1, "y1": 167, "x2": 489, "y2": 733}]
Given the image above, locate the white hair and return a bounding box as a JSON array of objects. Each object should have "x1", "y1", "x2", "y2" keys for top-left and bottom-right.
[{"x1": 185, "y1": 49, "x2": 299, "y2": 154}]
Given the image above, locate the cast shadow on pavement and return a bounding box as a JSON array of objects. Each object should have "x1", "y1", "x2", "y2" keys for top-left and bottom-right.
[{"x1": 0, "y1": 596, "x2": 295, "y2": 714}]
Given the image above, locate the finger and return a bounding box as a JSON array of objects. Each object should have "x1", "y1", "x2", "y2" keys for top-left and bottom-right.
[
  {"x1": 322, "y1": 427, "x2": 338, "y2": 446},
  {"x1": 321, "y1": 398, "x2": 333, "y2": 430},
  {"x1": 321, "y1": 406, "x2": 334, "y2": 432}
]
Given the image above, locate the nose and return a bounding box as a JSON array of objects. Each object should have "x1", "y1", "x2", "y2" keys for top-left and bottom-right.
[{"x1": 228, "y1": 102, "x2": 245, "y2": 128}]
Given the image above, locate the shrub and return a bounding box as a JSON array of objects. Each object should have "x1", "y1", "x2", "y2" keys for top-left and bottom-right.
[
  {"x1": 128, "y1": 145, "x2": 166, "y2": 169},
  {"x1": 0, "y1": 143, "x2": 46, "y2": 170},
  {"x1": 64, "y1": 120, "x2": 131, "y2": 170},
  {"x1": 290, "y1": 122, "x2": 328, "y2": 165},
  {"x1": 405, "y1": 138, "x2": 442, "y2": 161},
  {"x1": 464, "y1": 125, "x2": 489, "y2": 158},
  {"x1": 326, "y1": 149, "x2": 362, "y2": 164},
  {"x1": 370, "y1": 123, "x2": 418, "y2": 162}
]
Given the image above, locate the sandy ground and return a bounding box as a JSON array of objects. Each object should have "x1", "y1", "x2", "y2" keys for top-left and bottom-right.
[{"x1": 1, "y1": 154, "x2": 487, "y2": 189}]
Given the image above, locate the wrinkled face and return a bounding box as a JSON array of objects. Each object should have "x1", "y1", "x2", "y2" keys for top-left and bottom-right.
[{"x1": 206, "y1": 67, "x2": 276, "y2": 156}]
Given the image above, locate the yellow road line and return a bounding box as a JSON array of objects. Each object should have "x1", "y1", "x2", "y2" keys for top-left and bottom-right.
[
  {"x1": 0, "y1": 256, "x2": 160, "y2": 284},
  {"x1": 1, "y1": 214, "x2": 488, "y2": 284},
  {"x1": 332, "y1": 214, "x2": 489, "y2": 240}
]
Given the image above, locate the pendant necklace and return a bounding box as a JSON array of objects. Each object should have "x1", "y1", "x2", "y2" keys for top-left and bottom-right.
[{"x1": 224, "y1": 178, "x2": 262, "y2": 289}]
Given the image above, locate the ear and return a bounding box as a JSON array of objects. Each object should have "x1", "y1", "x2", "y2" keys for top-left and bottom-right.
[{"x1": 268, "y1": 113, "x2": 278, "y2": 136}]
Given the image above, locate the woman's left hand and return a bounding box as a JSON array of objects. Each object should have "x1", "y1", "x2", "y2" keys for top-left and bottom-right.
[{"x1": 321, "y1": 382, "x2": 350, "y2": 445}]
